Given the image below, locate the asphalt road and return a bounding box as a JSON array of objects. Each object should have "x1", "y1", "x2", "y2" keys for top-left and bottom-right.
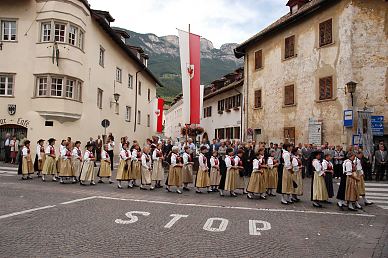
[{"x1": 0, "y1": 164, "x2": 387, "y2": 257}]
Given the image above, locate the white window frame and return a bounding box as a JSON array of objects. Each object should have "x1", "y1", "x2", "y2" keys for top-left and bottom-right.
[
  {"x1": 68, "y1": 25, "x2": 78, "y2": 46},
  {"x1": 50, "y1": 77, "x2": 63, "y2": 97},
  {"x1": 97, "y1": 88, "x2": 103, "y2": 109},
  {"x1": 37, "y1": 77, "x2": 48, "y2": 96},
  {"x1": 125, "y1": 106, "x2": 131, "y2": 122},
  {"x1": 1, "y1": 20, "x2": 17, "y2": 41},
  {"x1": 34, "y1": 74, "x2": 82, "y2": 101},
  {"x1": 66, "y1": 79, "x2": 75, "y2": 98},
  {"x1": 54, "y1": 22, "x2": 66, "y2": 42},
  {"x1": 41, "y1": 22, "x2": 51, "y2": 42},
  {"x1": 0, "y1": 74, "x2": 14, "y2": 96},
  {"x1": 116, "y1": 67, "x2": 122, "y2": 83},
  {"x1": 78, "y1": 30, "x2": 84, "y2": 49},
  {"x1": 99, "y1": 46, "x2": 105, "y2": 67},
  {"x1": 128, "y1": 74, "x2": 133, "y2": 88}
]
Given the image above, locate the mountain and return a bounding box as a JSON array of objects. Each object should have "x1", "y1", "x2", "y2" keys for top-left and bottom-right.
[{"x1": 119, "y1": 29, "x2": 243, "y2": 102}]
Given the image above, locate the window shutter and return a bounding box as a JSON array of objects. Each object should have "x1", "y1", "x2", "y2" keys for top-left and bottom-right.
[
  {"x1": 285, "y1": 35, "x2": 295, "y2": 59},
  {"x1": 319, "y1": 19, "x2": 333, "y2": 47},
  {"x1": 255, "y1": 50, "x2": 262, "y2": 69},
  {"x1": 319, "y1": 76, "x2": 333, "y2": 100},
  {"x1": 284, "y1": 85, "x2": 295, "y2": 105},
  {"x1": 254, "y1": 90, "x2": 262, "y2": 108}
]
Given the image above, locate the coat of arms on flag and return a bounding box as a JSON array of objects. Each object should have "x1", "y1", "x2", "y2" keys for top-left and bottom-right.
[{"x1": 187, "y1": 64, "x2": 195, "y2": 80}]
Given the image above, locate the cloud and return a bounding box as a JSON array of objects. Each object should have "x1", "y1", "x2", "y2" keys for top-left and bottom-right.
[{"x1": 89, "y1": 0, "x2": 289, "y2": 48}]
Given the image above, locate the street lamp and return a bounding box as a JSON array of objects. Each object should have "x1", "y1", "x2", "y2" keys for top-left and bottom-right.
[
  {"x1": 346, "y1": 81, "x2": 357, "y2": 106},
  {"x1": 113, "y1": 93, "x2": 120, "y2": 103}
]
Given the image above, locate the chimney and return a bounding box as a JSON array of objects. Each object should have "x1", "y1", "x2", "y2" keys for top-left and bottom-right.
[{"x1": 286, "y1": 0, "x2": 309, "y2": 14}]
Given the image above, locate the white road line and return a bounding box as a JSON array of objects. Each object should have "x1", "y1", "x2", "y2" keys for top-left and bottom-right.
[
  {"x1": 0, "y1": 205, "x2": 56, "y2": 220},
  {"x1": 0, "y1": 167, "x2": 18, "y2": 171},
  {"x1": 366, "y1": 196, "x2": 388, "y2": 200},
  {"x1": 365, "y1": 188, "x2": 388, "y2": 192},
  {"x1": 96, "y1": 196, "x2": 375, "y2": 217},
  {"x1": 0, "y1": 170, "x2": 17, "y2": 174},
  {"x1": 378, "y1": 206, "x2": 388, "y2": 210},
  {"x1": 367, "y1": 192, "x2": 388, "y2": 197},
  {"x1": 368, "y1": 200, "x2": 388, "y2": 204},
  {"x1": 60, "y1": 196, "x2": 98, "y2": 205},
  {"x1": 364, "y1": 183, "x2": 388, "y2": 187}
]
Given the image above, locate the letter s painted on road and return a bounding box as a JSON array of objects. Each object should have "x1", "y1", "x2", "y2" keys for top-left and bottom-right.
[{"x1": 115, "y1": 211, "x2": 150, "y2": 224}]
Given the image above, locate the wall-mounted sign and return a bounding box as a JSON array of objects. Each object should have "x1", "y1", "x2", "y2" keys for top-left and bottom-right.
[
  {"x1": 371, "y1": 116, "x2": 384, "y2": 136},
  {"x1": 8, "y1": 104, "x2": 16, "y2": 116},
  {"x1": 0, "y1": 118, "x2": 30, "y2": 128},
  {"x1": 308, "y1": 118, "x2": 322, "y2": 146},
  {"x1": 352, "y1": 134, "x2": 361, "y2": 146},
  {"x1": 343, "y1": 110, "x2": 353, "y2": 127}
]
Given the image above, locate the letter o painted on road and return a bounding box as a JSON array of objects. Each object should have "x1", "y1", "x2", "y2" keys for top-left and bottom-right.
[{"x1": 203, "y1": 218, "x2": 229, "y2": 232}]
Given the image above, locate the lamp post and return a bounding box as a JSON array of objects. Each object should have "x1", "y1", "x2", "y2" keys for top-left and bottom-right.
[
  {"x1": 113, "y1": 93, "x2": 120, "y2": 103},
  {"x1": 346, "y1": 81, "x2": 357, "y2": 106}
]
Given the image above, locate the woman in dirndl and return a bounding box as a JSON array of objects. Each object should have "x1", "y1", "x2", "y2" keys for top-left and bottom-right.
[
  {"x1": 322, "y1": 153, "x2": 334, "y2": 200},
  {"x1": 281, "y1": 144, "x2": 294, "y2": 204},
  {"x1": 79, "y1": 143, "x2": 96, "y2": 186},
  {"x1": 342, "y1": 152, "x2": 359, "y2": 211},
  {"x1": 311, "y1": 151, "x2": 328, "y2": 208},
  {"x1": 42, "y1": 138, "x2": 57, "y2": 182},
  {"x1": 151, "y1": 143, "x2": 164, "y2": 188},
  {"x1": 116, "y1": 143, "x2": 131, "y2": 189},
  {"x1": 195, "y1": 146, "x2": 211, "y2": 193},
  {"x1": 98, "y1": 144, "x2": 113, "y2": 184},
  {"x1": 209, "y1": 150, "x2": 221, "y2": 192},
  {"x1": 182, "y1": 146, "x2": 194, "y2": 191},
  {"x1": 140, "y1": 146, "x2": 154, "y2": 190},
  {"x1": 266, "y1": 150, "x2": 278, "y2": 196},
  {"x1": 20, "y1": 140, "x2": 34, "y2": 180},
  {"x1": 56, "y1": 140, "x2": 66, "y2": 180},
  {"x1": 355, "y1": 151, "x2": 373, "y2": 207},
  {"x1": 34, "y1": 139, "x2": 45, "y2": 177},
  {"x1": 234, "y1": 149, "x2": 246, "y2": 193},
  {"x1": 224, "y1": 148, "x2": 239, "y2": 197},
  {"x1": 59, "y1": 142, "x2": 75, "y2": 184},
  {"x1": 247, "y1": 148, "x2": 267, "y2": 199},
  {"x1": 129, "y1": 144, "x2": 141, "y2": 188},
  {"x1": 291, "y1": 148, "x2": 303, "y2": 202},
  {"x1": 72, "y1": 141, "x2": 82, "y2": 182},
  {"x1": 167, "y1": 146, "x2": 183, "y2": 194}
]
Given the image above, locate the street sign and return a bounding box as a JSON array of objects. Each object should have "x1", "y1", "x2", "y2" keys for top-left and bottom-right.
[
  {"x1": 343, "y1": 110, "x2": 353, "y2": 127},
  {"x1": 371, "y1": 116, "x2": 384, "y2": 136},
  {"x1": 101, "y1": 119, "x2": 110, "y2": 128}
]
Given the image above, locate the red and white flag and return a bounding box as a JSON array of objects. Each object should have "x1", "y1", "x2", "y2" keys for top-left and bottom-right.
[
  {"x1": 153, "y1": 98, "x2": 164, "y2": 133},
  {"x1": 178, "y1": 29, "x2": 201, "y2": 125}
]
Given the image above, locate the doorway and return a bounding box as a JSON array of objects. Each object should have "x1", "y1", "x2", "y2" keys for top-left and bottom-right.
[{"x1": 0, "y1": 124, "x2": 28, "y2": 161}]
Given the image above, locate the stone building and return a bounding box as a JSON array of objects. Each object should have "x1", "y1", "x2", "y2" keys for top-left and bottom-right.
[
  {"x1": 201, "y1": 68, "x2": 243, "y2": 141},
  {"x1": 234, "y1": 0, "x2": 388, "y2": 150},
  {"x1": 0, "y1": 0, "x2": 162, "y2": 157}
]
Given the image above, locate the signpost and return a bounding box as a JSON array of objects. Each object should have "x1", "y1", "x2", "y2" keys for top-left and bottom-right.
[
  {"x1": 343, "y1": 110, "x2": 353, "y2": 127},
  {"x1": 371, "y1": 116, "x2": 384, "y2": 136},
  {"x1": 101, "y1": 119, "x2": 110, "y2": 140}
]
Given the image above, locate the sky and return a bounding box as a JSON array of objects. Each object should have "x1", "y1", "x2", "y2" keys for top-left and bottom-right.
[{"x1": 89, "y1": 0, "x2": 289, "y2": 48}]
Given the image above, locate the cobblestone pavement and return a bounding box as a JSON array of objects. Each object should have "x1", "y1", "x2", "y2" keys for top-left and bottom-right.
[{"x1": 0, "y1": 164, "x2": 387, "y2": 257}]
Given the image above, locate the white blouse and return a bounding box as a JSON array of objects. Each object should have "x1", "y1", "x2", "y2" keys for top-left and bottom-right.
[
  {"x1": 343, "y1": 159, "x2": 353, "y2": 176},
  {"x1": 283, "y1": 150, "x2": 292, "y2": 169},
  {"x1": 312, "y1": 159, "x2": 323, "y2": 176},
  {"x1": 199, "y1": 153, "x2": 208, "y2": 170},
  {"x1": 225, "y1": 156, "x2": 233, "y2": 168},
  {"x1": 141, "y1": 153, "x2": 150, "y2": 169}
]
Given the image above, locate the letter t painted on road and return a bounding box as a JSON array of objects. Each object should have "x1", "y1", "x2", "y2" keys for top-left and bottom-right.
[{"x1": 164, "y1": 214, "x2": 189, "y2": 229}]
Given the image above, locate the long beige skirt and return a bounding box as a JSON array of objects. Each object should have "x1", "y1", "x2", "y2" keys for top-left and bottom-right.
[
  {"x1": 36, "y1": 154, "x2": 46, "y2": 171},
  {"x1": 42, "y1": 156, "x2": 57, "y2": 175},
  {"x1": 345, "y1": 174, "x2": 359, "y2": 202},
  {"x1": 72, "y1": 159, "x2": 82, "y2": 178},
  {"x1": 151, "y1": 159, "x2": 164, "y2": 181},
  {"x1": 312, "y1": 172, "x2": 328, "y2": 201},
  {"x1": 59, "y1": 159, "x2": 74, "y2": 177},
  {"x1": 356, "y1": 170, "x2": 365, "y2": 196},
  {"x1": 282, "y1": 167, "x2": 294, "y2": 194},
  {"x1": 225, "y1": 167, "x2": 239, "y2": 191},
  {"x1": 266, "y1": 167, "x2": 278, "y2": 189},
  {"x1": 141, "y1": 167, "x2": 152, "y2": 185},
  {"x1": 247, "y1": 170, "x2": 266, "y2": 193},
  {"x1": 236, "y1": 170, "x2": 245, "y2": 189},
  {"x1": 168, "y1": 165, "x2": 182, "y2": 187},
  {"x1": 116, "y1": 160, "x2": 130, "y2": 181},
  {"x1": 292, "y1": 169, "x2": 303, "y2": 196},
  {"x1": 130, "y1": 160, "x2": 141, "y2": 180},
  {"x1": 196, "y1": 168, "x2": 210, "y2": 188},
  {"x1": 56, "y1": 157, "x2": 62, "y2": 173},
  {"x1": 80, "y1": 161, "x2": 95, "y2": 182},
  {"x1": 22, "y1": 156, "x2": 33, "y2": 175},
  {"x1": 209, "y1": 167, "x2": 221, "y2": 186},
  {"x1": 99, "y1": 160, "x2": 112, "y2": 178},
  {"x1": 182, "y1": 164, "x2": 193, "y2": 184}
]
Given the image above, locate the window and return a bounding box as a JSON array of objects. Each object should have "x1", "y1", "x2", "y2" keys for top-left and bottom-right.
[
  {"x1": 1, "y1": 20, "x2": 16, "y2": 41},
  {"x1": 41, "y1": 22, "x2": 51, "y2": 42},
  {"x1": 284, "y1": 85, "x2": 295, "y2": 106},
  {"x1": 128, "y1": 74, "x2": 133, "y2": 88},
  {"x1": 99, "y1": 47, "x2": 105, "y2": 67},
  {"x1": 284, "y1": 127, "x2": 295, "y2": 144},
  {"x1": 116, "y1": 67, "x2": 122, "y2": 83},
  {"x1": 319, "y1": 76, "x2": 333, "y2": 100},
  {"x1": 147, "y1": 114, "x2": 150, "y2": 127},
  {"x1": 226, "y1": 127, "x2": 233, "y2": 139},
  {"x1": 147, "y1": 88, "x2": 150, "y2": 101},
  {"x1": 0, "y1": 74, "x2": 14, "y2": 96},
  {"x1": 254, "y1": 90, "x2": 262, "y2": 108},
  {"x1": 97, "y1": 88, "x2": 103, "y2": 109},
  {"x1": 78, "y1": 30, "x2": 84, "y2": 49},
  {"x1": 285, "y1": 35, "x2": 295, "y2": 59},
  {"x1": 319, "y1": 19, "x2": 333, "y2": 47},
  {"x1": 34, "y1": 75, "x2": 82, "y2": 101},
  {"x1": 125, "y1": 106, "x2": 131, "y2": 121},
  {"x1": 234, "y1": 127, "x2": 240, "y2": 139},
  {"x1": 254, "y1": 49, "x2": 263, "y2": 70},
  {"x1": 54, "y1": 23, "x2": 66, "y2": 42},
  {"x1": 137, "y1": 110, "x2": 141, "y2": 124},
  {"x1": 216, "y1": 128, "x2": 225, "y2": 139},
  {"x1": 114, "y1": 103, "x2": 119, "y2": 114},
  {"x1": 203, "y1": 106, "x2": 212, "y2": 118},
  {"x1": 68, "y1": 25, "x2": 78, "y2": 46},
  {"x1": 138, "y1": 81, "x2": 142, "y2": 95},
  {"x1": 37, "y1": 77, "x2": 48, "y2": 96},
  {"x1": 51, "y1": 78, "x2": 63, "y2": 96},
  {"x1": 66, "y1": 79, "x2": 75, "y2": 98},
  {"x1": 236, "y1": 94, "x2": 241, "y2": 107},
  {"x1": 217, "y1": 99, "x2": 225, "y2": 112}
]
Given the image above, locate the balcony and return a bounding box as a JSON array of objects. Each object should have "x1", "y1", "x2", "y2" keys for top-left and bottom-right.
[{"x1": 31, "y1": 97, "x2": 82, "y2": 122}]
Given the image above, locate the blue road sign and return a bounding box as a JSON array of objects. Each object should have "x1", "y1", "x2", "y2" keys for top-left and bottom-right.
[
  {"x1": 371, "y1": 116, "x2": 384, "y2": 136},
  {"x1": 343, "y1": 110, "x2": 353, "y2": 127}
]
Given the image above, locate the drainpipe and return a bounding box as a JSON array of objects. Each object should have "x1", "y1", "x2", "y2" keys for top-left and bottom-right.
[
  {"x1": 134, "y1": 70, "x2": 142, "y2": 133},
  {"x1": 233, "y1": 87, "x2": 243, "y2": 140}
]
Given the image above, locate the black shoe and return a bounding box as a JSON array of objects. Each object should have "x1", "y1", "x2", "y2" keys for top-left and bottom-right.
[
  {"x1": 365, "y1": 202, "x2": 374, "y2": 206},
  {"x1": 312, "y1": 202, "x2": 322, "y2": 208},
  {"x1": 21, "y1": 177, "x2": 27, "y2": 180},
  {"x1": 98, "y1": 180, "x2": 104, "y2": 183},
  {"x1": 117, "y1": 185, "x2": 122, "y2": 189},
  {"x1": 281, "y1": 200, "x2": 288, "y2": 205},
  {"x1": 183, "y1": 187, "x2": 190, "y2": 191},
  {"x1": 269, "y1": 193, "x2": 276, "y2": 197},
  {"x1": 247, "y1": 194, "x2": 253, "y2": 199},
  {"x1": 196, "y1": 190, "x2": 202, "y2": 194},
  {"x1": 80, "y1": 182, "x2": 86, "y2": 186},
  {"x1": 212, "y1": 188, "x2": 219, "y2": 192},
  {"x1": 166, "y1": 187, "x2": 172, "y2": 192},
  {"x1": 230, "y1": 192, "x2": 237, "y2": 197},
  {"x1": 109, "y1": 181, "x2": 114, "y2": 184},
  {"x1": 260, "y1": 195, "x2": 267, "y2": 200},
  {"x1": 140, "y1": 186, "x2": 147, "y2": 190},
  {"x1": 207, "y1": 190, "x2": 213, "y2": 193},
  {"x1": 293, "y1": 197, "x2": 300, "y2": 202},
  {"x1": 348, "y1": 206, "x2": 357, "y2": 211}
]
